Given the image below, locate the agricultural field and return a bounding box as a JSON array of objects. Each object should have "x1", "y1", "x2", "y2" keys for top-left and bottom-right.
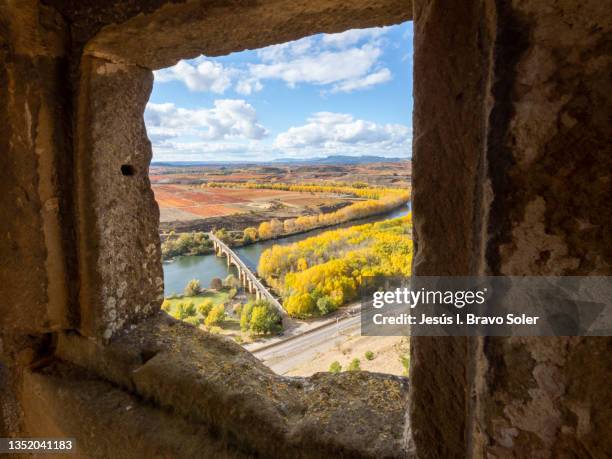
[
  {"x1": 154, "y1": 183, "x2": 353, "y2": 230},
  {"x1": 151, "y1": 160, "x2": 411, "y2": 234}
]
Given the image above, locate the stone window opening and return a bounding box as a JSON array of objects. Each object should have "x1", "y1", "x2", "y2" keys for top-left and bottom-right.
[{"x1": 149, "y1": 27, "x2": 413, "y2": 378}]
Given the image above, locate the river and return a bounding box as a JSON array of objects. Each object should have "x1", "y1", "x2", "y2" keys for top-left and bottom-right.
[{"x1": 163, "y1": 204, "x2": 410, "y2": 296}]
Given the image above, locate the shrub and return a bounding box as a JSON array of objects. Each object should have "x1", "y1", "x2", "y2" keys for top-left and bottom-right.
[
  {"x1": 184, "y1": 279, "x2": 202, "y2": 296},
  {"x1": 228, "y1": 287, "x2": 238, "y2": 299},
  {"x1": 329, "y1": 361, "x2": 342, "y2": 373},
  {"x1": 347, "y1": 358, "x2": 361, "y2": 372},
  {"x1": 365, "y1": 351, "x2": 375, "y2": 361},
  {"x1": 184, "y1": 301, "x2": 197, "y2": 317},
  {"x1": 205, "y1": 304, "x2": 226, "y2": 326},
  {"x1": 184, "y1": 316, "x2": 201, "y2": 327},
  {"x1": 400, "y1": 354, "x2": 410, "y2": 376},
  {"x1": 210, "y1": 277, "x2": 223, "y2": 291},
  {"x1": 174, "y1": 302, "x2": 188, "y2": 320},
  {"x1": 197, "y1": 299, "x2": 214, "y2": 318},
  {"x1": 316, "y1": 295, "x2": 336, "y2": 315},
  {"x1": 161, "y1": 299, "x2": 172, "y2": 312}
]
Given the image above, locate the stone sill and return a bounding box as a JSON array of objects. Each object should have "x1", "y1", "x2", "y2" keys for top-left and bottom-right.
[{"x1": 51, "y1": 313, "x2": 409, "y2": 458}]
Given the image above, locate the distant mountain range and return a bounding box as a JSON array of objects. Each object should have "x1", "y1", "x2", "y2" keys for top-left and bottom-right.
[{"x1": 151, "y1": 155, "x2": 409, "y2": 167}]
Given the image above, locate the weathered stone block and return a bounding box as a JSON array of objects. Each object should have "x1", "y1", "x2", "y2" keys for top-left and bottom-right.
[{"x1": 75, "y1": 56, "x2": 164, "y2": 340}]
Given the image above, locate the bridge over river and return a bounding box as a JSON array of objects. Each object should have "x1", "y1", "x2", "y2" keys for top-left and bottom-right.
[{"x1": 208, "y1": 233, "x2": 287, "y2": 320}]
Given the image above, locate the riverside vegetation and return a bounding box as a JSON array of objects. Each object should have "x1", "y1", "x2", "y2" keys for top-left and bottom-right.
[
  {"x1": 162, "y1": 276, "x2": 282, "y2": 336},
  {"x1": 161, "y1": 182, "x2": 409, "y2": 260},
  {"x1": 258, "y1": 215, "x2": 412, "y2": 318}
]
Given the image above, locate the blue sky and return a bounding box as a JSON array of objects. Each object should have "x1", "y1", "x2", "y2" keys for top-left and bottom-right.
[{"x1": 146, "y1": 21, "x2": 412, "y2": 162}]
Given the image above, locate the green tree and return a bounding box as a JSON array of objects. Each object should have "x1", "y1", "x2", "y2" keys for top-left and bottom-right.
[
  {"x1": 205, "y1": 304, "x2": 226, "y2": 326},
  {"x1": 329, "y1": 361, "x2": 342, "y2": 373},
  {"x1": 240, "y1": 301, "x2": 254, "y2": 331},
  {"x1": 347, "y1": 358, "x2": 361, "y2": 372},
  {"x1": 184, "y1": 279, "x2": 202, "y2": 296},
  {"x1": 249, "y1": 302, "x2": 282, "y2": 335}
]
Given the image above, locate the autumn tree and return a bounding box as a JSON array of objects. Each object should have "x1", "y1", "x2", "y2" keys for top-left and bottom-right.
[
  {"x1": 205, "y1": 304, "x2": 226, "y2": 326},
  {"x1": 258, "y1": 222, "x2": 272, "y2": 239},
  {"x1": 243, "y1": 227, "x2": 258, "y2": 243}
]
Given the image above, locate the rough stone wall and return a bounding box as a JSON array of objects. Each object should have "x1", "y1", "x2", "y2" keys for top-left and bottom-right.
[
  {"x1": 0, "y1": 0, "x2": 76, "y2": 437},
  {"x1": 0, "y1": 0, "x2": 75, "y2": 336},
  {"x1": 410, "y1": 0, "x2": 611, "y2": 458},
  {"x1": 409, "y1": 0, "x2": 495, "y2": 456},
  {"x1": 479, "y1": 1, "x2": 612, "y2": 456}
]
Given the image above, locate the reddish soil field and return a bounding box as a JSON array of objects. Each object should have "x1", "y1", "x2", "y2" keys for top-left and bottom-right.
[{"x1": 153, "y1": 184, "x2": 340, "y2": 222}]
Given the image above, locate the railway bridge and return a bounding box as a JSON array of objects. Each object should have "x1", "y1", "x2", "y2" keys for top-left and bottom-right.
[{"x1": 208, "y1": 233, "x2": 287, "y2": 319}]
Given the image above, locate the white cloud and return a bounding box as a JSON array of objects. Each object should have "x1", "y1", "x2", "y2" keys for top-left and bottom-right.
[
  {"x1": 145, "y1": 99, "x2": 268, "y2": 141},
  {"x1": 274, "y1": 112, "x2": 410, "y2": 156},
  {"x1": 155, "y1": 26, "x2": 395, "y2": 95},
  {"x1": 321, "y1": 28, "x2": 387, "y2": 48},
  {"x1": 256, "y1": 37, "x2": 315, "y2": 62},
  {"x1": 154, "y1": 59, "x2": 233, "y2": 93},
  {"x1": 245, "y1": 43, "x2": 389, "y2": 92},
  {"x1": 235, "y1": 77, "x2": 263, "y2": 95},
  {"x1": 331, "y1": 68, "x2": 392, "y2": 93}
]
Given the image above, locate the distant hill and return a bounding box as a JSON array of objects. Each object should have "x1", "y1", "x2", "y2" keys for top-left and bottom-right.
[
  {"x1": 272, "y1": 155, "x2": 408, "y2": 165},
  {"x1": 151, "y1": 155, "x2": 409, "y2": 167}
]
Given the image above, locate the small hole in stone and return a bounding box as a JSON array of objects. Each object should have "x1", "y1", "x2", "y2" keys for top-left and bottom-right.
[{"x1": 121, "y1": 164, "x2": 135, "y2": 176}]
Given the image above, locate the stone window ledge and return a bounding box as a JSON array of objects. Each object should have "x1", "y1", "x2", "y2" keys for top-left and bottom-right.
[{"x1": 52, "y1": 313, "x2": 410, "y2": 458}]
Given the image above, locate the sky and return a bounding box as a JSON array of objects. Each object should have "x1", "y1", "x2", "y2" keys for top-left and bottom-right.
[{"x1": 146, "y1": 21, "x2": 413, "y2": 162}]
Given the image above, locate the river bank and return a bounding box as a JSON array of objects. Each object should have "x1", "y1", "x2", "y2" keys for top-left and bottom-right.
[
  {"x1": 161, "y1": 199, "x2": 410, "y2": 261},
  {"x1": 163, "y1": 204, "x2": 410, "y2": 295}
]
